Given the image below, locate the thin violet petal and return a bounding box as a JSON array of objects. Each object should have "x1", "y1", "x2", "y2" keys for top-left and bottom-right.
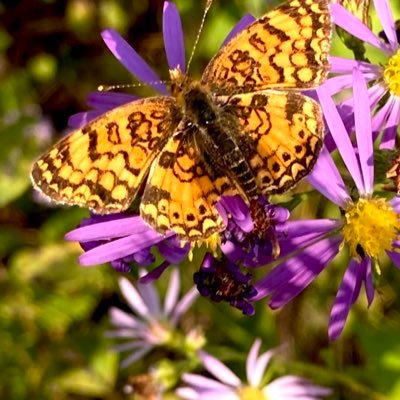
[
  {"x1": 109, "y1": 307, "x2": 140, "y2": 328},
  {"x1": 246, "y1": 339, "x2": 262, "y2": 386},
  {"x1": 321, "y1": 72, "x2": 377, "y2": 95},
  {"x1": 381, "y1": 97, "x2": 400, "y2": 150},
  {"x1": 120, "y1": 345, "x2": 153, "y2": 368},
  {"x1": 101, "y1": 29, "x2": 168, "y2": 94},
  {"x1": 221, "y1": 14, "x2": 256, "y2": 48},
  {"x1": 182, "y1": 373, "x2": 235, "y2": 392},
  {"x1": 199, "y1": 351, "x2": 241, "y2": 387},
  {"x1": 331, "y1": 4, "x2": 391, "y2": 55},
  {"x1": 373, "y1": 0, "x2": 399, "y2": 52},
  {"x1": 329, "y1": 259, "x2": 360, "y2": 340},
  {"x1": 87, "y1": 91, "x2": 138, "y2": 109},
  {"x1": 137, "y1": 280, "x2": 161, "y2": 317},
  {"x1": 171, "y1": 287, "x2": 199, "y2": 326},
  {"x1": 163, "y1": 1, "x2": 186, "y2": 70},
  {"x1": 308, "y1": 146, "x2": 350, "y2": 207},
  {"x1": 78, "y1": 231, "x2": 169, "y2": 265},
  {"x1": 111, "y1": 341, "x2": 147, "y2": 352},
  {"x1": 252, "y1": 350, "x2": 274, "y2": 388},
  {"x1": 284, "y1": 219, "x2": 341, "y2": 239},
  {"x1": 65, "y1": 215, "x2": 153, "y2": 242},
  {"x1": 317, "y1": 87, "x2": 365, "y2": 193},
  {"x1": 68, "y1": 111, "x2": 103, "y2": 129},
  {"x1": 164, "y1": 268, "x2": 180, "y2": 316},
  {"x1": 364, "y1": 258, "x2": 374, "y2": 306},
  {"x1": 139, "y1": 261, "x2": 171, "y2": 284},
  {"x1": 387, "y1": 251, "x2": 400, "y2": 269},
  {"x1": 119, "y1": 277, "x2": 152, "y2": 320},
  {"x1": 252, "y1": 236, "x2": 341, "y2": 303},
  {"x1": 372, "y1": 94, "x2": 395, "y2": 138},
  {"x1": 329, "y1": 56, "x2": 381, "y2": 74},
  {"x1": 353, "y1": 68, "x2": 374, "y2": 194},
  {"x1": 265, "y1": 376, "x2": 332, "y2": 397}
]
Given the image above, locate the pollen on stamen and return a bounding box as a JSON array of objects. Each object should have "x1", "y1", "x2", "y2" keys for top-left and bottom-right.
[
  {"x1": 342, "y1": 197, "x2": 400, "y2": 260},
  {"x1": 384, "y1": 49, "x2": 400, "y2": 96}
]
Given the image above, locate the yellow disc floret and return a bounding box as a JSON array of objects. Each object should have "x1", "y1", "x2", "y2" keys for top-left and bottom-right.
[
  {"x1": 238, "y1": 386, "x2": 267, "y2": 400},
  {"x1": 384, "y1": 49, "x2": 400, "y2": 96},
  {"x1": 342, "y1": 197, "x2": 400, "y2": 260}
]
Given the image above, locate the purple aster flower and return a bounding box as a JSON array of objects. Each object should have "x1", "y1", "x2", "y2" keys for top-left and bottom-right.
[
  {"x1": 176, "y1": 338, "x2": 331, "y2": 400},
  {"x1": 106, "y1": 268, "x2": 199, "y2": 368},
  {"x1": 328, "y1": 0, "x2": 400, "y2": 149},
  {"x1": 251, "y1": 68, "x2": 400, "y2": 340}
]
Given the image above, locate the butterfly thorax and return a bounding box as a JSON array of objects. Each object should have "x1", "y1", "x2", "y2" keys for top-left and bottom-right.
[{"x1": 170, "y1": 68, "x2": 259, "y2": 203}]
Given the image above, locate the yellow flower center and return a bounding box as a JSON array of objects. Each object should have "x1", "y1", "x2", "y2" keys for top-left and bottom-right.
[
  {"x1": 238, "y1": 386, "x2": 267, "y2": 400},
  {"x1": 342, "y1": 197, "x2": 400, "y2": 260},
  {"x1": 384, "y1": 49, "x2": 400, "y2": 96}
]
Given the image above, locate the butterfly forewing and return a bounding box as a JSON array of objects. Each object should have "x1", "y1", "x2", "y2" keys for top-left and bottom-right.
[
  {"x1": 202, "y1": 0, "x2": 332, "y2": 94},
  {"x1": 31, "y1": 96, "x2": 179, "y2": 213}
]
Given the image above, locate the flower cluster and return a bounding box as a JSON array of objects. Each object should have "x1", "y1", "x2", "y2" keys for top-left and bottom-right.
[{"x1": 63, "y1": 0, "x2": 400, "y2": 344}]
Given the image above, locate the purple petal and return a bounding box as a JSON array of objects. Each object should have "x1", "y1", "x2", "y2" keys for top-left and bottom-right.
[
  {"x1": 119, "y1": 277, "x2": 151, "y2": 319},
  {"x1": 247, "y1": 343, "x2": 274, "y2": 388},
  {"x1": 329, "y1": 56, "x2": 382, "y2": 74},
  {"x1": 101, "y1": 29, "x2": 168, "y2": 94},
  {"x1": 252, "y1": 236, "x2": 341, "y2": 305},
  {"x1": 78, "y1": 230, "x2": 168, "y2": 265},
  {"x1": 65, "y1": 215, "x2": 156, "y2": 242},
  {"x1": 137, "y1": 274, "x2": 161, "y2": 316},
  {"x1": 364, "y1": 259, "x2": 374, "y2": 306},
  {"x1": 387, "y1": 251, "x2": 400, "y2": 269},
  {"x1": 198, "y1": 351, "x2": 241, "y2": 387},
  {"x1": 68, "y1": 111, "x2": 104, "y2": 129},
  {"x1": 164, "y1": 268, "x2": 180, "y2": 316},
  {"x1": 321, "y1": 72, "x2": 377, "y2": 96},
  {"x1": 246, "y1": 339, "x2": 261, "y2": 386},
  {"x1": 87, "y1": 91, "x2": 137, "y2": 110},
  {"x1": 331, "y1": 3, "x2": 392, "y2": 55},
  {"x1": 373, "y1": 0, "x2": 399, "y2": 53},
  {"x1": 284, "y1": 219, "x2": 341, "y2": 239},
  {"x1": 221, "y1": 14, "x2": 256, "y2": 48},
  {"x1": 158, "y1": 237, "x2": 190, "y2": 264},
  {"x1": 329, "y1": 259, "x2": 363, "y2": 340},
  {"x1": 171, "y1": 287, "x2": 199, "y2": 326},
  {"x1": 353, "y1": 68, "x2": 374, "y2": 194},
  {"x1": 308, "y1": 146, "x2": 350, "y2": 207},
  {"x1": 181, "y1": 373, "x2": 234, "y2": 392},
  {"x1": 381, "y1": 96, "x2": 400, "y2": 149},
  {"x1": 109, "y1": 307, "x2": 141, "y2": 328},
  {"x1": 219, "y1": 195, "x2": 253, "y2": 232},
  {"x1": 317, "y1": 88, "x2": 365, "y2": 193},
  {"x1": 139, "y1": 261, "x2": 171, "y2": 283},
  {"x1": 163, "y1": 1, "x2": 185, "y2": 70},
  {"x1": 266, "y1": 376, "x2": 332, "y2": 397},
  {"x1": 372, "y1": 92, "x2": 395, "y2": 140},
  {"x1": 120, "y1": 345, "x2": 153, "y2": 368}
]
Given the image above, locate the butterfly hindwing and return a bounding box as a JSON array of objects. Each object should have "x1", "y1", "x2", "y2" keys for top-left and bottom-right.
[
  {"x1": 221, "y1": 90, "x2": 324, "y2": 194},
  {"x1": 202, "y1": 0, "x2": 332, "y2": 94},
  {"x1": 31, "y1": 96, "x2": 179, "y2": 213},
  {"x1": 140, "y1": 131, "x2": 239, "y2": 240}
]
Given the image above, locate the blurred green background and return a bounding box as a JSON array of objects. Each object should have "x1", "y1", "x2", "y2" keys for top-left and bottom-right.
[{"x1": 1, "y1": 0, "x2": 400, "y2": 399}]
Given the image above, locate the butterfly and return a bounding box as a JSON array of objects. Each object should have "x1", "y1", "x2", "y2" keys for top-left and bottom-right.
[{"x1": 31, "y1": 0, "x2": 332, "y2": 241}]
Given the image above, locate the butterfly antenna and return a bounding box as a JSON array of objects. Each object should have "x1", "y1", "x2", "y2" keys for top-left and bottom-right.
[
  {"x1": 186, "y1": 0, "x2": 214, "y2": 72},
  {"x1": 98, "y1": 80, "x2": 170, "y2": 91}
]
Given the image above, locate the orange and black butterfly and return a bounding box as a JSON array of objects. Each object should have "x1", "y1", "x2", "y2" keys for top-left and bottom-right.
[{"x1": 31, "y1": 0, "x2": 332, "y2": 241}]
